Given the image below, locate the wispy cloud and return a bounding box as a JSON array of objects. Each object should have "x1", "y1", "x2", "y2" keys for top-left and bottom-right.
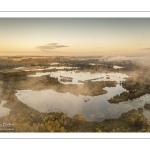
[{"x1": 36, "y1": 43, "x2": 69, "y2": 51}]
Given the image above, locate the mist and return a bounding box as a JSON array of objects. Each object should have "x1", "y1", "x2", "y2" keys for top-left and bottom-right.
[{"x1": 99, "y1": 55, "x2": 150, "y2": 67}]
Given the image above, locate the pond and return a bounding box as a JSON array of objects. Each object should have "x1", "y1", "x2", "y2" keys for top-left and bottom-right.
[
  {"x1": 14, "y1": 66, "x2": 78, "y2": 71},
  {"x1": 15, "y1": 84, "x2": 126, "y2": 121},
  {"x1": 15, "y1": 88, "x2": 150, "y2": 121},
  {"x1": 0, "y1": 100, "x2": 11, "y2": 117},
  {"x1": 113, "y1": 65, "x2": 124, "y2": 69},
  {"x1": 29, "y1": 71, "x2": 130, "y2": 84}
]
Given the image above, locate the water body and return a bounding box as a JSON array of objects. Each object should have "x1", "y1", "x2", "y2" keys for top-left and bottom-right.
[
  {"x1": 25, "y1": 66, "x2": 78, "y2": 71},
  {"x1": 15, "y1": 88, "x2": 150, "y2": 121},
  {"x1": 113, "y1": 65, "x2": 123, "y2": 69},
  {"x1": 16, "y1": 70, "x2": 150, "y2": 121},
  {"x1": 46, "y1": 66, "x2": 78, "y2": 70},
  {"x1": 0, "y1": 100, "x2": 10, "y2": 117},
  {"x1": 29, "y1": 71, "x2": 129, "y2": 84},
  {"x1": 49, "y1": 63, "x2": 60, "y2": 65},
  {"x1": 15, "y1": 83, "x2": 126, "y2": 121},
  {"x1": 15, "y1": 67, "x2": 25, "y2": 69},
  {"x1": 89, "y1": 63, "x2": 96, "y2": 65}
]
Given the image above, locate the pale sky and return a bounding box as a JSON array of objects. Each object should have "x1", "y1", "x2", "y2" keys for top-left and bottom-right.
[{"x1": 0, "y1": 18, "x2": 150, "y2": 56}]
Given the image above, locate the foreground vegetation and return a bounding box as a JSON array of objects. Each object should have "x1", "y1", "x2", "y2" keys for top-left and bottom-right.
[{"x1": 1, "y1": 101, "x2": 150, "y2": 132}]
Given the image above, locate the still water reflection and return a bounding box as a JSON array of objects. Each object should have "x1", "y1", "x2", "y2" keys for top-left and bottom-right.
[
  {"x1": 15, "y1": 71, "x2": 150, "y2": 121},
  {"x1": 0, "y1": 100, "x2": 10, "y2": 117},
  {"x1": 29, "y1": 71, "x2": 129, "y2": 84},
  {"x1": 15, "y1": 84, "x2": 126, "y2": 121},
  {"x1": 16, "y1": 88, "x2": 150, "y2": 121}
]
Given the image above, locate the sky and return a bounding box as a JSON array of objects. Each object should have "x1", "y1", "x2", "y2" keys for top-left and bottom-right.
[{"x1": 0, "y1": 18, "x2": 150, "y2": 56}]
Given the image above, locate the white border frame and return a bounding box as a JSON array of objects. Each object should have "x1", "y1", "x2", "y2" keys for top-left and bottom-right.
[
  {"x1": 0, "y1": 11, "x2": 150, "y2": 139},
  {"x1": 0, "y1": 12, "x2": 150, "y2": 18}
]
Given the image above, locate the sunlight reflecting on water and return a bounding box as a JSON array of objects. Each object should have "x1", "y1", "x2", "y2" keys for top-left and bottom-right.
[
  {"x1": 16, "y1": 89, "x2": 150, "y2": 121},
  {"x1": 29, "y1": 71, "x2": 129, "y2": 84},
  {"x1": 16, "y1": 84, "x2": 127, "y2": 121}
]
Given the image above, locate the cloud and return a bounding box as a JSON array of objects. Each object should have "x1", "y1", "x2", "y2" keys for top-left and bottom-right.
[
  {"x1": 47, "y1": 43, "x2": 58, "y2": 46},
  {"x1": 36, "y1": 43, "x2": 69, "y2": 51}
]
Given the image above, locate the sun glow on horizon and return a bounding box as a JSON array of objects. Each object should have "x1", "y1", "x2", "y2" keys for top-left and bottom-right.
[{"x1": 0, "y1": 18, "x2": 150, "y2": 56}]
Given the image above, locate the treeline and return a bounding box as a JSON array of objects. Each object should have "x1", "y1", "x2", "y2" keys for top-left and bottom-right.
[
  {"x1": 108, "y1": 90, "x2": 146, "y2": 103},
  {"x1": 1, "y1": 108, "x2": 150, "y2": 132}
]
